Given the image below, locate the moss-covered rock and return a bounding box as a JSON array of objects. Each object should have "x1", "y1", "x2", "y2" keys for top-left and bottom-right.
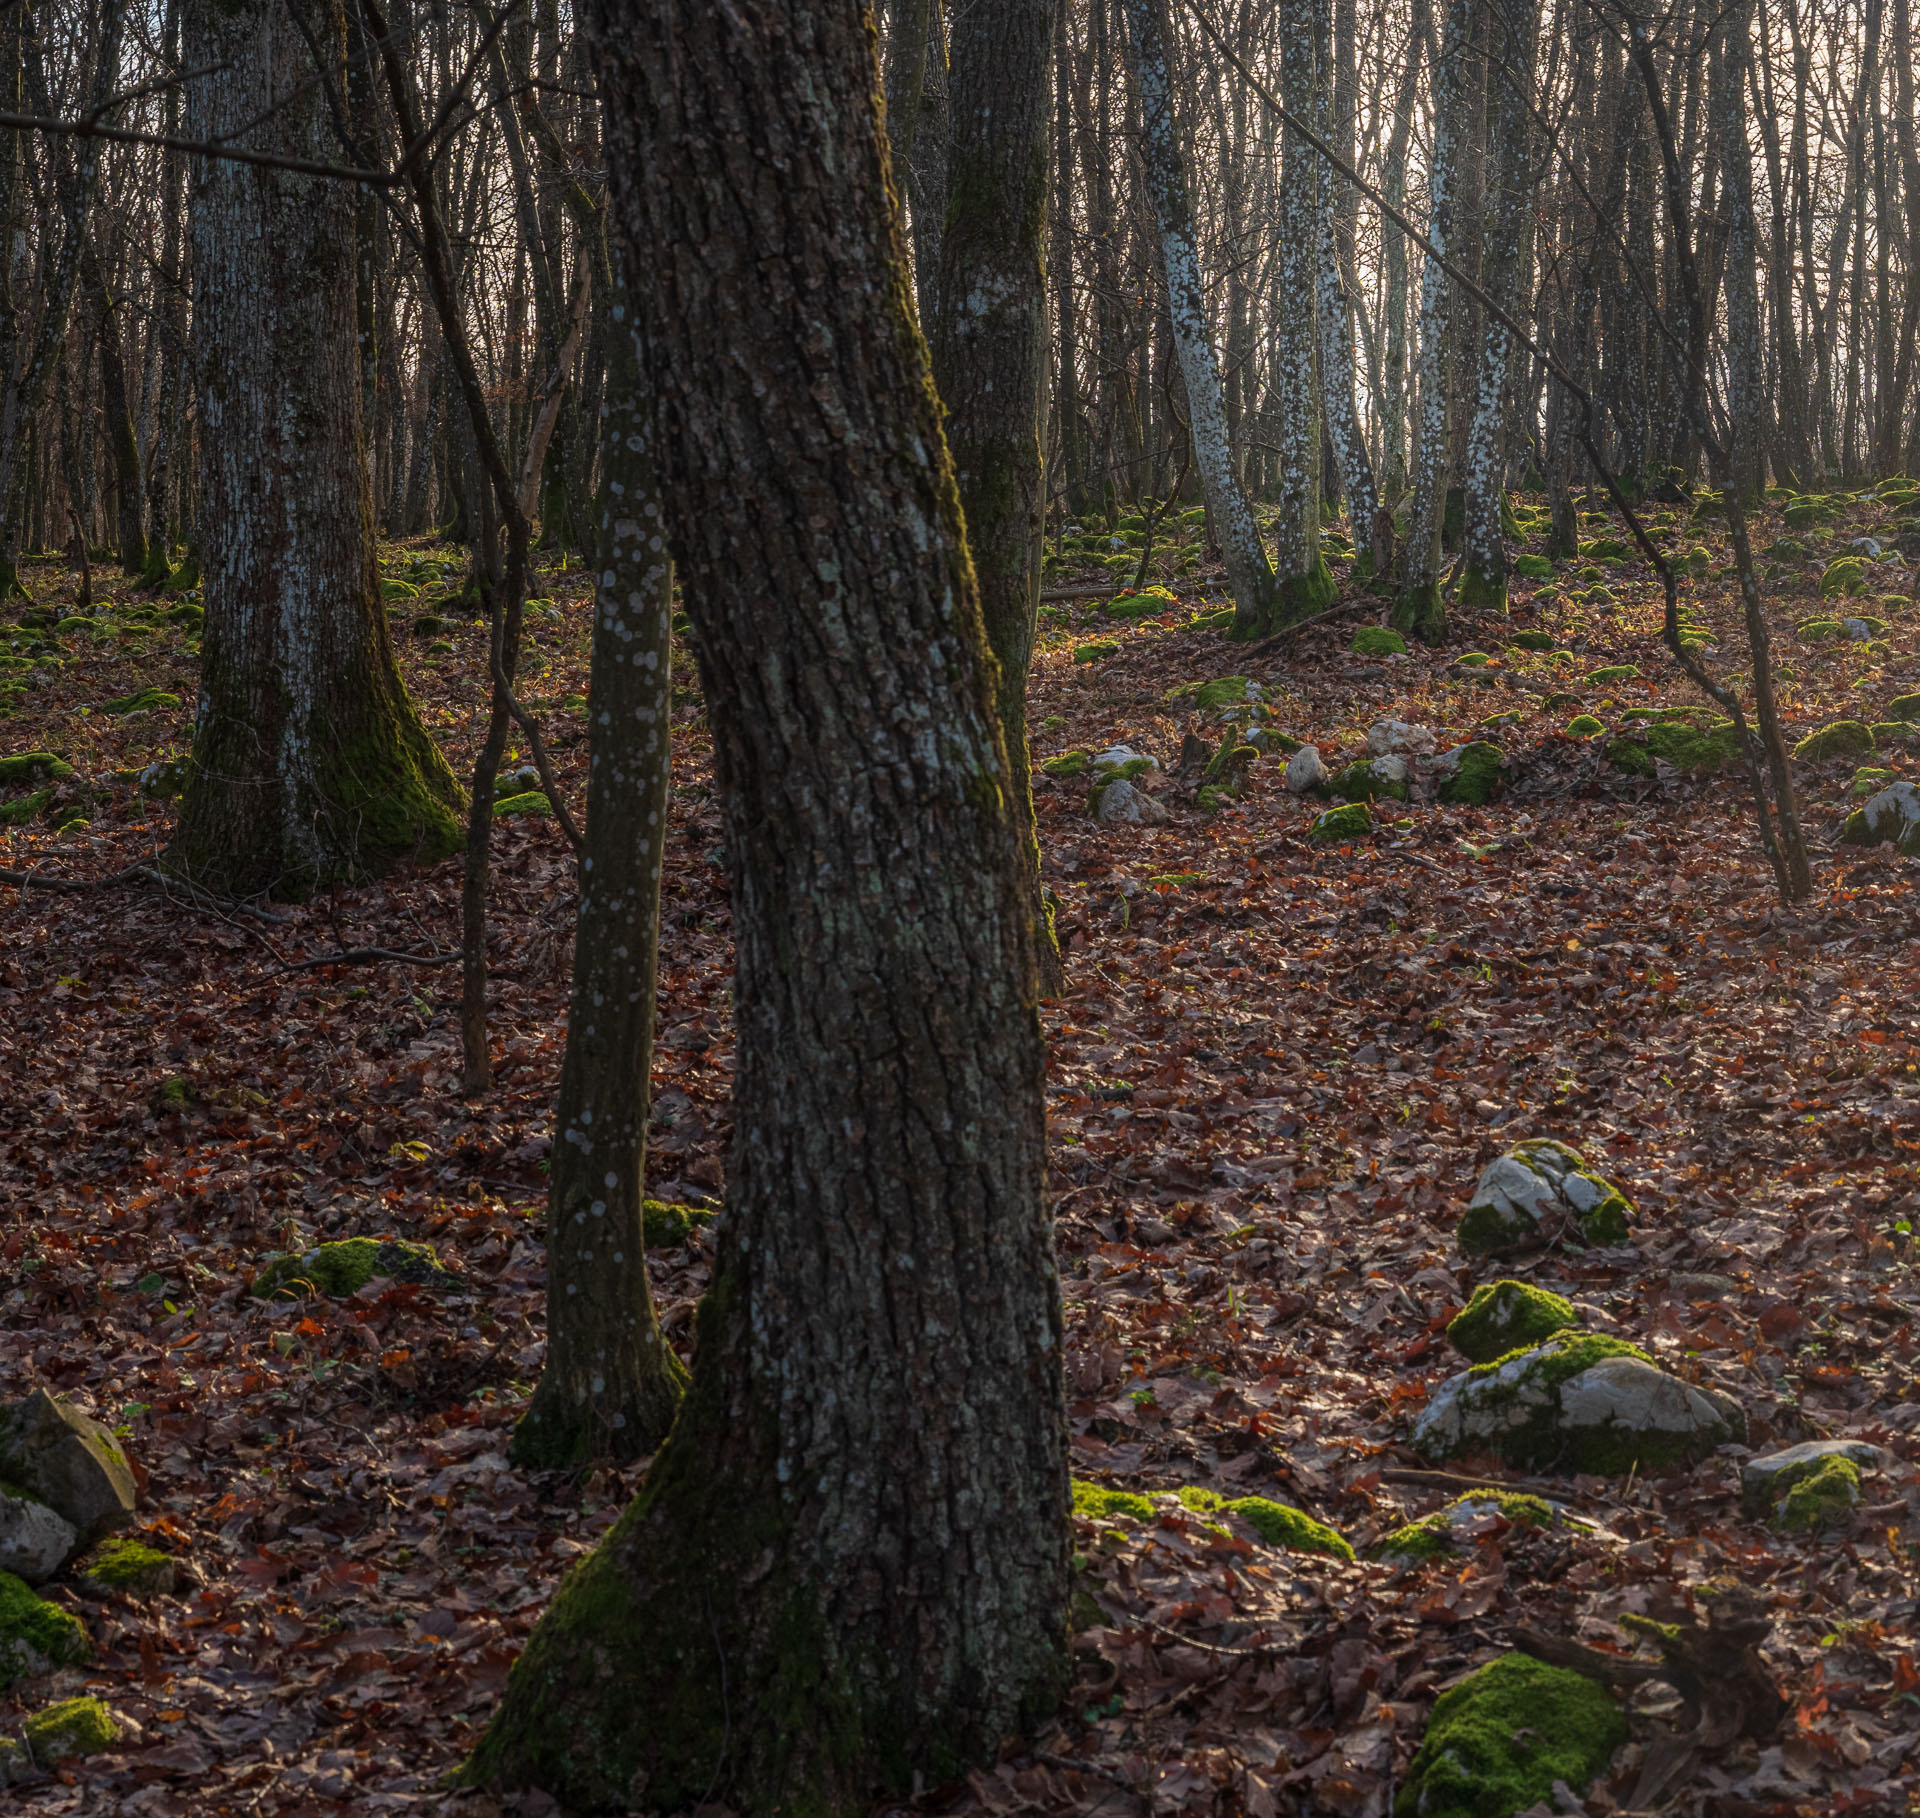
[
  {"x1": 1776, "y1": 1455, "x2": 1862, "y2": 1532},
  {"x1": 1072, "y1": 639, "x2": 1118, "y2": 664},
  {"x1": 641, "y1": 1200, "x2": 714, "y2": 1247},
  {"x1": 1840, "y1": 779, "x2": 1920, "y2": 855},
  {"x1": 1397, "y1": 1653, "x2": 1626, "y2": 1818},
  {"x1": 1191, "y1": 675, "x2": 1256, "y2": 712},
  {"x1": 1071, "y1": 1479, "x2": 1352, "y2": 1560},
  {"x1": 1351, "y1": 624, "x2": 1407, "y2": 657},
  {"x1": 382, "y1": 578, "x2": 420, "y2": 600},
  {"x1": 1330, "y1": 756, "x2": 1409, "y2": 803},
  {"x1": 1681, "y1": 545, "x2": 1712, "y2": 577},
  {"x1": 1448, "y1": 1280, "x2": 1580, "y2": 1364},
  {"x1": 1870, "y1": 722, "x2": 1912, "y2": 746},
  {"x1": 1797, "y1": 616, "x2": 1843, "y2": 642},
  {"x1": 74, "y1": 1537, "x2": 178, "y2": 1598},
  {"x1": 1412, "y1": 1330, "x2": 1744, "y2": 1473},
  {"x1": 1565, "y1": 714, "x2": 1605, "y2": 737},
  {"x1": 0, "y1": 787, "x2": 51, "y2": 827},
  {"x1": 1580, "y1": 537, "x2": 1630, "y2": 561},
  {"x1": 253, "y1": 1238, "x2": 461, "y2": 1300},
  {"x1": 1458, "y1": 1138, "x2": 1632, "y2": 1255},
  {"x1": 1608, "y1": 717, "x2": 1743, "y2": 778},
  {"x1": 1794, "y1": 719, "x2": 1875, "y2": 762},
  {"x1": 1887, "y1": 692, "x2": 1920, "y2": 721},
  {"x1": 102, "y1": 687, "x2": 180, "y2": 716},
  {"x1": 1511, "y1": 555, "x2": 1554, "y2": 581},
  {"x1": 1505, "y1": 628, "x2": 1556, "y2": 649},
  {"x1": 1375, "y1": 1490, "x2": 1560, "y2": 1563},
  {"x1": 0, "y1": 752, "x2": 73, "y2": 787},
  {"x1": 1583, "y1": 664, "x2": 1639, "y2": 686},
  {"x1": 1452, "y1": 651, "x2": 1492, "y2": 669},
  {"x1": 0, "y1": 1571, "x2": 89, "y2": 1685},
  {"x1": 1310, "y1": 802, "x2": 1372, "y2": 842},
  {"x1": 1820, "y1": 556, "x2": 1867, "y2": 597},
  {"x1": 1042, "y1": 751, "x2": 1090, "y2": 779},
  {"x1": 21, "y1": 1695, "x2": 118, "y2": 1763},
  {"x1": 1850, "y1": 766, "x2": 1895, "y2": 798},
  {"x1": 1433, "y1": 742, "x2": 1504, "y2": 806},
  {"x1": 492, "y1": 790, "x2": 551, "y2": 818},
  {"x1": 1739, "y1": 1440, "x2": 1881, "y2": 1527}
]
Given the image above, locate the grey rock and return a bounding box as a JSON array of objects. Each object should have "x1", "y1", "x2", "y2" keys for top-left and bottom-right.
[
  {"x1": 0, "y1": 1390, "x2": 137, "y2": 1548},
  {"x1": 1739, "y1": 1439, "x2": 1886, "y2": 1516},
  {"x1": 1843, "y1": 617, "x2": 1877, "y2": 640},
  {"x1": 1284, "y1": 744, "x2": 1325, "y2": 793},
  {"x1": 0, "y1": 1490, "x2": 78, "y2": 1584},
  {"x1": 1091, "y1": 778, "x2": 1167, "y2": 825},
  {"x1": 1366, "y1": 716, "x2": 1437, "y2": 757}
]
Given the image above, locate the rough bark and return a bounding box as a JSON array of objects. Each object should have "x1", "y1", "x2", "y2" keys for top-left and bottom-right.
[
  {"x1": 1396, "y1": 0, "x2": 1472, "y2": 642},
  {"x1": 928, "y1": 0, "x2": 1063, "y2": 998},
  {"x1": 468, "y1": 0, "x2": 1068, "y2": 1809},
  {"x1": 1271, "y1": 0, "x2": 1332, "y2": 616},
  {"x1": 172, "y1": 0, "x2": 463, "y2": 899},
  {"x1": 1713, "y1": 7, "x2": 1766, "y2": 505},
  {"x1": 80, "y1": 237, "x2": 148, "y2": 577},
  {"x1": 1118, "y1": 0, "x2": 1279, "y2": 633},
  {"x1": 1458, "y1": 0, "x2": 1537, "y2": 607},
  {"x1": 509, "y1": 275, "x2": 685, "y2": 1470}
]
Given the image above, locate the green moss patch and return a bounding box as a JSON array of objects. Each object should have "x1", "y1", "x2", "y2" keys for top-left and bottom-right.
[
  {"x1": 1771, "y1": 1454, "x2": 1863, "y2": 1532},
  {"x1": 1398, "y1": 1653, "x2": 1625, "y2": 1818},
  {"x1": 0, "y1": 1571, "x2": 89, "y2": 1685},
  {"x1": 1042, "y1": 751, "x2": 1090, "y2": 778},
  {"x1": 1797, "y1": 616, "x2": 1843, "y2": 642},
  {"x1": 0, "y1": 787, "x2": 51, "y2": 827},
  {"x1": 642, "y1": 1200, "x2": 714, "y2": 1247},
  {"x1": 1887, "y1": 693, "x2": 1920, "y2": 721},
  {"x1": 1073, "y1": 1480, "x2": 1351, "y2": 1559},
  {"x1": 1609, "y1": 717, "x2": 1742, "y2": 777},
  {"x1": 102, "y1": 686, "x2": 181, "y2": 716},
  {"x1": 491, "y1": 790, "x2": 551, "y2": 819},
  {"x1": 1376, "y1": 1490, "x2": 1559, "y2": 1562},
  {"x1": 1072, "y1": 639, "x2": 1119, "y2": 664},
  {"x1": 1192, "y1": 675, "x2": 1254, "y2": 711},
  {"x1": 1448, "y1": 1280, "x2": 1580, "y2": 1363},
  {"x1": 1310, "y1": 802, "x2": 1372, "y2": 842},
  {"x1": 22, "y1": 1695, "x2": 118, "y2": 1762},
  {"x1": 1511, "y1": 556, "x2": 1554, "y2": 581},
  {"x1": 75, "y1": 1537, "x2": 178, "y2": 1597},
  {"x1": 1435, "y1": 742, "x2": 1504, "y2": 806},
  {"x1": 1794, "y1": 719, "x2": 1875, "y2": 762},
  {"x1": 1820, "y1": 556, "x2": 1867, "y2": 597},
  {"x1": 0, "y1": 752, "x2": 73, "y2": 787},
  {"x1": 1506, "y1": 629, "x2": 1556, "y2": 649},
  {"x1": 1583, "y1": 664, "x2": 1639, "y2": 686},
  {"x1": 1350, "y1": 625, "x2": 1407, "y2": 657},
  {"x1": 254, "y1": 1237, "x2": 461, "y2": 1300},
  {"x1": 1565, "y1": 714, "x2": 1605, "y2": 738},
  {"x1": 1330, "y1": 759, "x2": 1409, "y2": 803}
]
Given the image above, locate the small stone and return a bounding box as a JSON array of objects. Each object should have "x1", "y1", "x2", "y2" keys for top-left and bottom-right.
[
  {"x1": 1090, "y1": 778, "x2": 1166, "y2": 825},
  {"x1": 1739, "y1": 1440, "x2": 1885, "y2": 1520},
  {"x1": 1367, "y1": 717, "x2": 1436, "y2": 757},
  {"x1": 1283, "y1": 744, "x2": 1325, "y2": 793},
  {"x1": 0, "y1": 1391, "x2": 136, "y2": 1549},
  {"x1": 1839, "y1": 779, "x2": 1920, "y2": 855},
  {"x1": 1309, "y1": 801, "x2": 1372, "y2": 842},
  {"x1": 0, "y1": 1490, "x2": 78, "y2": 1585}
]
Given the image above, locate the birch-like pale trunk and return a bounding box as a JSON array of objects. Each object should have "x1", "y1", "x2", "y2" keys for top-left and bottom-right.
[
  {"x1": 1311, "y1": 0, "x2": 1381, "y2": 576},
  {"x1": 1459, "y1": 0, "x2": 1538, "y2": 608},
  {"x1": 1118, "y1": 0, "x2": 1279, "y2": 633},
  {"x1": 1395, "y1": 0, "x2": 1472, "y2": 643},
  {"x1": 1378, "y1": 0, "x2": 1427, "y2": 506},
  {"x1": 1270, "y1": 0, "x2": 1332, "y2": 618}
]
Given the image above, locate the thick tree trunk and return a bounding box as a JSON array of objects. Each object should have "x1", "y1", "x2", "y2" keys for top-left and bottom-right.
[
  {"x1": 928, "y1": 0, "x2": 1063, "y2": 998},
  {"x1": 1459, "y1": 0, "x2": 1537, "y2": 608},
  {"x1": 509, "y1": 275, "x2": 684, "y2": 1470},
  {"x1": 468, "y1": 0, "x2": 1067, "y2": 1808},
  {"x1": 172, "y1": 0, "x2": 463, "y2": 898},
  {"x1": 1396, "y1": 0, "x2": 1472, "y2": 642},
  {"x1": 1118, "y1": 0, "x2": 1279, "y2": 632}
]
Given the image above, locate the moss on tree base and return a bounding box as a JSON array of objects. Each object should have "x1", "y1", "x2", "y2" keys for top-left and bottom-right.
[
  {"x1": 1390, "y1": 580, "x2": 1448, "y2": 645},
  {"x1": 1456, "y1": 563, "x2": 1508, "y2": 609}
]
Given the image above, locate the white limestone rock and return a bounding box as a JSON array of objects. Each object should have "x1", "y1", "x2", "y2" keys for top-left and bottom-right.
[
  {"x1": 1367, "y1": 717, "x2": 1437, "y2": 757},
  {"x1": 1284, "y1": 745, "x2": 1325, "y2": 794}
]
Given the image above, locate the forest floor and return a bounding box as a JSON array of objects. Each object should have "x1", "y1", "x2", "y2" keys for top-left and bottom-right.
[{"x1": 1, "y1": 487, "x2": 1918, "y2": 1818}]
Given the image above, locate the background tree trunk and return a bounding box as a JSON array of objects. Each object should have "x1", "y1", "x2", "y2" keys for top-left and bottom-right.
[
  {"x1": 928, "y1": 0, "x2": 1064, "y2": 997},
  {"x1": 509, "y1": 272, "x2": 685, "y2": 1470},
  {"x1": 469, "y1": 0, "x2": 1068, "y2": 1806},
  {"x1": 172, "y1": 0, "x2": 463, "y2": 898}
]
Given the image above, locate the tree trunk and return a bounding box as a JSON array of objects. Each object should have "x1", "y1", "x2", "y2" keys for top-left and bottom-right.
[
  {"x1": 1396, "y1": 0, "x2": 1472, "y2": 642},
  {"x1": 468, "y1": 0, "x2": 1068, "y2": 1808},
  {"x1": 928, "y1": 0, "x2": 1063, "y2": 998},
  {"x1": 81, "y1": 238, "x2": 148, "y2": 578},
  {"x1": 1118, "y1": 0, "x2": 1278, "y2": 632},
  {"x1": 1459, "y1": 0, "x2": 1537, "y2": 608},
  {"x1": 172, "y1": 0, "x2": 464, "y2": 898},
  {"x1": 509, "y1": 271, "x2": 685, "y2": 1470},
  {"x1": 1271, "y1": 0, "x2": 1332, "y2": 617},
  {"x1": 1713, "y1": 5, "x2": 1766, "y2": 505}
]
